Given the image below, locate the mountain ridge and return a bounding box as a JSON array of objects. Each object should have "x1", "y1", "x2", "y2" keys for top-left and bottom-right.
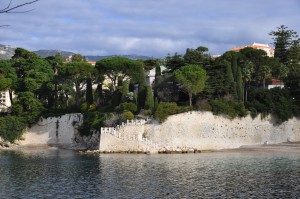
[{"x1": 0, "y1": 45, "x2": 154, "y2": 61}]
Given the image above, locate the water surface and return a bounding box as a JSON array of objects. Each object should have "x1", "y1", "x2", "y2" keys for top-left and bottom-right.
[{"x1": 1, "y1": 148, "x2": 300, "y2": 198}]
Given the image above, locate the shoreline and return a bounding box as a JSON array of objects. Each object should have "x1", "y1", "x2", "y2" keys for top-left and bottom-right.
[{"x1": 2, "y1": 141, "x2": 300, "y2": 154}]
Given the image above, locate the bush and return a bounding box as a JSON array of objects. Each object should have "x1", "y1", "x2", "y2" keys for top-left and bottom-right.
[
  {"x1": 211, "y1": 99, "x2": 247, "y2": 118},
  {"x1": 0, "y1": 116, "x2": 27, "y2": 143},
  {"x1": 154, "y1": 102, "x2": 179, "y2": 122},
  {"x1": 247, "y1": 88, "x2": 295, "y2": 122},
  {"x1": 120, "y1": 111, "x2": 134, "y2": 123},
  {"x1": 195, "y1": 99, "x2": 212, "y2": 111},
  {"x1": 78, "y1": 112, "x2": 105, "y2": 136},
  {"x1": 115, "y1": 102, "x2": 137, "y2": 113}
]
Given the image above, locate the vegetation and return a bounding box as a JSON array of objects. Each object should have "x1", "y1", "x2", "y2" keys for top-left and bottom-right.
[{"x1": 0, "y1": 25, "x2": 300, "y2": 141}]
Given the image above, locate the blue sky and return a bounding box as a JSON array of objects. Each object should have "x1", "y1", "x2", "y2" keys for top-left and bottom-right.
[{"x1": 0, "y1": 0, "x2": 299, "y2": 58}]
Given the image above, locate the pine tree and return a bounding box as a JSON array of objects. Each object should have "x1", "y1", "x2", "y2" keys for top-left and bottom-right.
[{"x1": 269, "y1": 25, "x2": 298, "y2": 63}]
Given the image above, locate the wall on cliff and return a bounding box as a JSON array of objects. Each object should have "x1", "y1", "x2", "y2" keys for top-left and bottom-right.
[
  {"x1": 18, "y1": 113, "x2": 100, "y2": 150},
  {"x1": 146, "y1": 111, "x2": 300, "y2": 150},
  {"x1": 99, "y1": 111, "x2": 300, "y2": 152}
]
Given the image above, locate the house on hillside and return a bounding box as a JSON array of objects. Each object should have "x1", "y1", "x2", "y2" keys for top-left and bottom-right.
[{"x1": 230, "y1": 42, "x2": 275, "y2": 57}]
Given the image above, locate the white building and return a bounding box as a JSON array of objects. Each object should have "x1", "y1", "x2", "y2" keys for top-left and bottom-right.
[
  {"x1": 230, "y1": 42, "x2": 275, "y2": 57},
  {"x1": 0, "y1": 91, "x2": 11, "y2": 112}
]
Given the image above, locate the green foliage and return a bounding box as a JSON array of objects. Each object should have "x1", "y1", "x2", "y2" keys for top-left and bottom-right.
[
  {"x1": 247, "y1": 88, "x2": 296, "y2": 122},
  {"x1": 174, "y1": 64, "x2": 208, "y2": 106},
  {"x1": 119, "y1": 111, "x2": 134, "y2": 123},
  {"x1": 0, "y1": 116, "x2": 27, "y2": 143},
  {"x1": 225, "y1": 60, "x2": 237, "y2": 98},
  {"x1": 86, "y1": 76, "x2": 94, "y2": 105},
  {"x1": 78, "y1": 111, "x2": 105, "y2": 136},
  {"x1": 95, "y1": 57, "x2": 143, "y2": 90},
  {"x1": 145, "y1": 85, "x2": 154, "y2": 111},
  {"x1": 59, "y1": 62, "x2": 94, "y2": 107},
  {"x1": 71, "y1": 54, "x2": 86, "y2": 62},
  {"x1": 165, "y1": 52, "x2": 184, "y2": 71},
  {"x1": 269, "y1": 25, "x2": 298, "y2": 63},
  {"x1": 211, "y1": 99, "x2": 247, "y2": 118},
  {"x1": 116, "y1": 102, "x2": 137, "y2": 113},
  {"x1": 12, "y1": 91, "x2": 45, "y2": 124},
  {"x1": 236, "y1": 66, "x2": 243, "y2": 101},
  {"x1": 154, "y1": 102, "x2": 179, "y2": 122}
]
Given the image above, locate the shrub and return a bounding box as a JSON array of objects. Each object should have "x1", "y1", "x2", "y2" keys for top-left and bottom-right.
[
  {"x1": 115, "y1": 102, "x2": 137, "y2": 113},
  {"x1": 0, "y1": 116, "x2": 27, "y2": 143},
  {"x1": 195, "y1": 99, "x2": 212, "y2": 111},
  {"x1": 247, "y1": 88, "x2": 295, "y2": 122},
  {"x1": 120, "y1": 111, "x2": 134, "y2": 123},
  {"x1": 211, "y1": 99, "x2": 247, "y2": 118},
  {"x1": 154, "y1": 102, "x2": 179, "y2": 122}
]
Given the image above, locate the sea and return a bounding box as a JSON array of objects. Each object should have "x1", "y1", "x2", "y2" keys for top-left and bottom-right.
[{"x1": 1, "y1": 148, "x2": 300, "y2": 198}]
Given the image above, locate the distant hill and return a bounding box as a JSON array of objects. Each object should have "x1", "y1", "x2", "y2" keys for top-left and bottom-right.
[
  {"x1": 0, "y1": 44, "x2": 16, "y2": 60},
  {"x1": 0, "y1": 44, "x2": 154, "y2": 61},
  {"x1": 34, "y1": 50, "x2": 75, "y2": 58},
  {"x1": 85, "y1": 55, "x2": 153, "y2": 62}
]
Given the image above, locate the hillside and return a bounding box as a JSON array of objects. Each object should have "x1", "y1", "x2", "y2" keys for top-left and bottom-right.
[
  {"x1": 0, "y1": 44, "x2": 153, "y2": 61},
  {"x1": 0, "y1": 44, "x2": 16, "y2": 60}
]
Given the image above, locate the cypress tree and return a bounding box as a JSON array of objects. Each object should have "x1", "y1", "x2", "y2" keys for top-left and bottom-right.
[
  {"x1": 145, "y1": 85, "x2": 154, "y2": 111},
  {"x1": 137, "y1": 66, "x2": 147, "y2": 109},
  {"x1": 121, "y1": 80, "x2": 129, "y2": 102},
  {"x1": 236, "y1": 66, "x2": 243, "y2": 102},
  {"x1": 225, "y1": 61, "x2": 237, "y2": 98},
  {"x1": 231, "y1": 54, "x2": 238, "y2": 81},
  {"x1": 86, "y1": 75, "x2": 94, "y2": 105}
]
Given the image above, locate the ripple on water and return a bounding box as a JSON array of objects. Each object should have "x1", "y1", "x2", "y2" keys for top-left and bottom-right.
[{"x1": 1, "y1": 150, "x2": 300, "y2": 198}]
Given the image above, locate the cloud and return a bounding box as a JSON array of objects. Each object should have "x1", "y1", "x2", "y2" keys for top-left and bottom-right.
[{"x1": 0, "y1": 0, "x2": 299, "y2": 57}]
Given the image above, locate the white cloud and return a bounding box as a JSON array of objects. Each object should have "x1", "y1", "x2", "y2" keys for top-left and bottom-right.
[{"x1": 0, "y1": 0, "x2": 299, "y2": 57}]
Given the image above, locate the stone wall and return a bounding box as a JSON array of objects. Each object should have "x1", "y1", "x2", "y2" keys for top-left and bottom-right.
[
  {"x1": 18, "y1": 113, "x2": 99, "y2": 150},
  {"x1": 99, "y1": 111, "x2": 300, "y2": 152}
]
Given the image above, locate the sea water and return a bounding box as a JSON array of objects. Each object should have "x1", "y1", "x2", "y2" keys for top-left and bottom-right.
[{"x1": 0, "y1": 148, "x2": 300, "y2": 198}]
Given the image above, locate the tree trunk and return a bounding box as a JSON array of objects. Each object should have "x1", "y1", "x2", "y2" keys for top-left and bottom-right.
[{"x1": 189, "y1": 93, "x2": 192, "y2": 107}]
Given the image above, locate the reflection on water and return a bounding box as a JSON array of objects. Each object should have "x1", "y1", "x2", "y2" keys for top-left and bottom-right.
[{"x1": 1, "y1": 149, "x2": 300, "y2": 198}]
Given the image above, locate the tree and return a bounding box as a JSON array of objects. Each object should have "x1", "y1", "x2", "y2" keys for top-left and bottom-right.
[
  {"x1": 225, "y1": 60, "x2": 237, "y2": 98},
  {"x1": 269, "y1": 25, "x2": 298, "y2": 63},
  {"x1": 236, "y1": 66, "x2": 243, "y2": 102},
  {"x1": 258, "y1": 65, "x2": 272, "y2": 89},
  {"x1": 241, "y1": 60, "x2": 254, "y2": 102},
  {"x1": 285, "y1": 39, "x2": 300, "y2": 104},
  {"x1": 95, "y1": 57, "x2": 142, "y2": 91},
  {"x1": 0, "y1": 60, "x2": 16, "y2": 104},
  {"x1": 145, "y1": 85, "x2": 154, "y2": 111},
  {"x1": 45, "y1": 54, "x2": 64, "y2": 109},
  {"x1": 71, "y1": 54, "x2": 86, "y2": 62},
  {"x1": 59, "y1": 62, "x2": 94, "y2": 108},
  {"x1": 183, "y1": 46, "x2": 211, "y2": 66},
  {"x1": 174, "y1": 64, "x2": 207, "y2": 107},
  {"x1": 165, "y1": 52, "x2": 185, "y2": 71}
]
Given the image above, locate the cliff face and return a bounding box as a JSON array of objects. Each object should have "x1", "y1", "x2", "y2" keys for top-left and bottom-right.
[
  {"x1": 146, "y1": 112, "x2": 300, "y2": 150},
  {"x1": 17, "y1": 112, "x2": 300, "y2": 152},
  {"x1": 99, "y1": 111, "x2": 300, "y2": 152}
]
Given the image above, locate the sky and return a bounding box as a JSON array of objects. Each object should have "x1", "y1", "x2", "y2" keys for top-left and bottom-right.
[{"x1": 0, "y1": 0, "x2": 299, "y2": 58}]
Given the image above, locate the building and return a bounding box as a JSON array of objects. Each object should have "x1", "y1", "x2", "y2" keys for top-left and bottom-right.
[
  {"x1": 0, "y1": 91, "x2": 11, "y2": 112},
  {"x1": 230, "y1": 42, "x2": 275, "y2": 57}
]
